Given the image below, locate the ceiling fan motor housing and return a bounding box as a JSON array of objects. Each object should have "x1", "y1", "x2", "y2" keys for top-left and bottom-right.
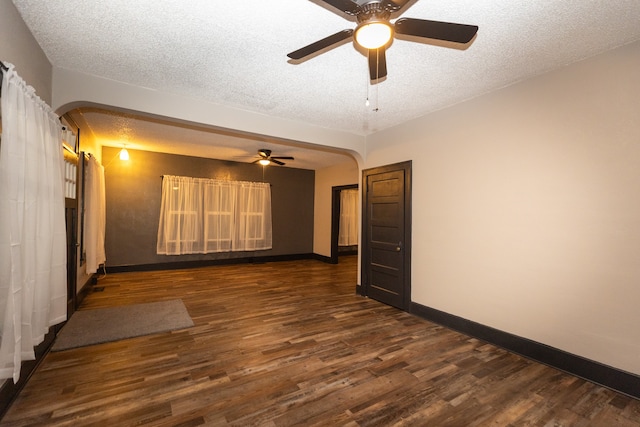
[
  {"x1": 356, "y1": 2, "x2": 391, "y2": 22},
  {"x1": 355, "y1": 2, "x2": 394, "y2": 50}
]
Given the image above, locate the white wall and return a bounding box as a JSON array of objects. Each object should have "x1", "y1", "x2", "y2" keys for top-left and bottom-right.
[
  {"x1": 313, "y1": 160, "x2": 360, "y2": 258},
  {"x1": 365, "y1": 41, "x2": 640, "y2": 375},
  {"x1": 51, "y1": 68, "x2": 366, "y2": 161},
  {"x1": 0, "y1": 1, "x2": 52, "y2": 103}
]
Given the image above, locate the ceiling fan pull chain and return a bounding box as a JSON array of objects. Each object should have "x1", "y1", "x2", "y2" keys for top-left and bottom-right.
[
  {"x1": 365, "y1": 51, "x2": 371, "y2": 107},
  {"x1": 373, "y1": 80, "x2": 379, "y2": 112},
  {"x1": 376, "y1": 52, "x2": 380, "y2": 111}
]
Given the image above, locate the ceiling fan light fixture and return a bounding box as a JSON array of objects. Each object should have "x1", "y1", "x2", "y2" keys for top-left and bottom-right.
[
  {"x1": 258, "y1": 159, "x2": 271, "y2": 166},
  {"x1": 355, "y1": 21, "x2": 392, "y2": 49}
]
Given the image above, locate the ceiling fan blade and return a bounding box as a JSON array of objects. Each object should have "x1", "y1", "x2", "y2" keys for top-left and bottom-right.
[
  {"x1": 368, "y1": 46, "x2": 387, "y2": 81},
  {"x1": 271, "y1": 159, "x2": 286, "y2": 166},
  {"x1": 318, "y1": 0, "x2": 360, "y2": 15},
  {"x1": 287, "y1": 29, "x2": 354, "y2": 60},
  {"x1": 394, "y1": 18, "x2": 478, "y2": 44},
  {"x1": 271, "y1": 156, "x2": 294, "y2": 160}
]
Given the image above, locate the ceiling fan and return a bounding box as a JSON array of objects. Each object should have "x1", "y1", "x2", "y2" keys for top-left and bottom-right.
[
  {"x1": 252, "y1": 149, "x2": 295, "y2": 166},
  {"x1": 287, "y1": 0, "x2": 478, "y2": 81}
]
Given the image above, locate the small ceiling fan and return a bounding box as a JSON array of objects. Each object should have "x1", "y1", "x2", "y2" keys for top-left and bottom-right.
[
  {"x1": 287, "y1": 0, "x2": 478, "y2": 81},
  {"x1": 252, "y1": 149, "x2": 295, "y2": 166}
]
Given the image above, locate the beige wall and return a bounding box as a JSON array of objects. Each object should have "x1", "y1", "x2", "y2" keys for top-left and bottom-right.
[
  {"x1": 365, "y1": 40, "x2": 640, "y2": 375},
  {"x1": 0, "y1": 0, "x2": 52, "y2": 103},
  {"x1": 313, "y1": 160, "x2": 360, "y2": 258},
  {"x1": 51, "y1": 68, "x2": 366, "y2": 160}
]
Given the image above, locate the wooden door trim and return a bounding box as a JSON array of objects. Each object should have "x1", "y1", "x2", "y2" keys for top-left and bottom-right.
[
  {"x1": 330, "y1": 184, "x2": 359, "y2": 264},
  {"x1": 361, "y1": 161, "x2": 412, "y2": 311}
]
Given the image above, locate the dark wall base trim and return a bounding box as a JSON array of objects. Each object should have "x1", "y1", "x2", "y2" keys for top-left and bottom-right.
[
  {"x1": 314, "y1": 252, "x2": 358, "y2": 265},
  {"x1": 0, "y1": 325, "x2": 59, "y2": 420},
  {"x1": 76, "y1": 273, "x2": 97, "y2": 307},
  {"x1": 410, "y1": 302, "x2": 640, "y2": 400},
  {"x1": 312, "y1": 253, "x2": 334, "y2": 264},
  {"x1": 106, "y1": 253, "x2": 319, "y2": 274}
]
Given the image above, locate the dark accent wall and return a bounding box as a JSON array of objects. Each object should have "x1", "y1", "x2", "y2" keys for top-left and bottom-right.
[{"x1": 103, "y1": 147, "x2": 314, "y2": 268}]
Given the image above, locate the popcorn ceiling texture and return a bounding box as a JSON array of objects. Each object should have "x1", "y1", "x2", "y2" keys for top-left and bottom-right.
[{"x1": 11, "y1": 0, "x2": 640, "y2": 160}]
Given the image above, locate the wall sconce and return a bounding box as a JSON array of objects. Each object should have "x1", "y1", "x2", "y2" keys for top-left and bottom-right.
[{"x1": 119, "y1": 146, "x2": 130, "y2": 161}]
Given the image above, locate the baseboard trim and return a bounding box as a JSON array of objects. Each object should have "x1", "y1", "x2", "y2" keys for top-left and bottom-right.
[
  {"x1": 410, "y1": 302, "x2": 640, "y2": 400},
  {"x1": 0, "y1": 326, "x2": 58, "y2": 419},
  {"x1": 106, "y1": 253, "x2": 319, "y2": 274},
  {"x1": 312, "y1": 253, "x2": 333, "y2": 264},
  {"x1": 338, "y1": 249, "x2": 358, "y2": 256},
  {"x1": 76, "y1": 274, "x2": 97, "y2": 307}
]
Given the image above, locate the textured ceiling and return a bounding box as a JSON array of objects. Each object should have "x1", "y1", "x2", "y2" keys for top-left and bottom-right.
[
  {"x1": 69, "y1": 107, "x2": 355, "y2": 170},
  {"x1": 11, "y1": 0, "x2": 640, "y2": 168}
]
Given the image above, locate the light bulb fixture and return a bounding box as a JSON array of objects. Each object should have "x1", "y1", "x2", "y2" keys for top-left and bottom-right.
[
  {"x1": 258, "y1": 159, "x2": 270, "y2": 166},
  {"x1": 119, "y1": 147, "x2": 129, "y2": 161},
  {"x1": 355, "y1": 20, "x2": 392, "y2": 49}
]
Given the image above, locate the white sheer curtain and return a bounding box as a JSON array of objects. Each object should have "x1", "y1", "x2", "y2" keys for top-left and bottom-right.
[
  {"x1": 0, "y1": 63, "x2": 67, "y2": 382},
  {"x1": 157, "y1": 175, "x2": 272, "y2": 255},
  {"x1": 84, "y1": 155, "x2": 106, "y2": 274},
  {"x1": 339, "y1": 189, "x2": 359, "y2": 246}
]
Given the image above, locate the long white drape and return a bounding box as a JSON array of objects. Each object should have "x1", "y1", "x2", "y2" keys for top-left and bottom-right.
[
  {"x1": 84, "y1": 155, "x2": 106, "y2": 274},
  {"x1": 338, "y1": 189, "x2": 359, "y2": 246},
  {"x1": 0, "y1": 63, "x2": 67, "y2": 383},
  {"x1": 157, "y1": 175, "x2": 272, "y2": 255}
]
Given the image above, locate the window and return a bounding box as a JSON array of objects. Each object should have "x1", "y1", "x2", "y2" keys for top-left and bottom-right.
[{"x1": 157, "y1": 176, "x2": 272, "y2": 255}]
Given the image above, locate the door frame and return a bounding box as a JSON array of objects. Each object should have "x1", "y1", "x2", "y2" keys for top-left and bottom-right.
[
  {"x1": 360, "y1": 161, "x2": 412, "y2": 311},
  {"x1": 330, "y1": 184, "x2": 359, "y2": 264},
  {"x1": 65, "y1": 198, "x2": 78, "y2": 317},
  {"x1": 63, "y1": 147, "x2": 80, "y2": 318}
]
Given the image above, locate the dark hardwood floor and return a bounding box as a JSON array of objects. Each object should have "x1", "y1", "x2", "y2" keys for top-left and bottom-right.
[{"x1": 2, "y1": 256, "x2": 639, "y2": 426}]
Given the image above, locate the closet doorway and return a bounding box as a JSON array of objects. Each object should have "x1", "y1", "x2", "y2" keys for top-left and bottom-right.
[{"x1": 330, "y1": 184, "x2": 359, "y2": 264}]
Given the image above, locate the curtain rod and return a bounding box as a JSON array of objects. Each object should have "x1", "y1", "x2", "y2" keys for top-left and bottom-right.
[{"x1": 160, "y1": 175, "x2": 272, "y2": 186}]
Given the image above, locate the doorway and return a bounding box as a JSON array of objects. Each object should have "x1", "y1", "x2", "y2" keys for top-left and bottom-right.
[
  {"x1": 330, "y1": 184, "x2": 359, "y2": 264},
  {"x1": 361, "y1": 161, "x2": 412, "y2": 311}
]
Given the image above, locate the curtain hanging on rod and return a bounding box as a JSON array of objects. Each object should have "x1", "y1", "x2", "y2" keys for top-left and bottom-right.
[
  {"x1": 157, "y1": 175, "x2": 272, "y2": 255},
  {"x1": 338, "y1": 189, "x2": 359, "y2": 246},
  {"x1": 0, "y1": 63, "x2": 67, "y2": 383},
  {"x1": 84, "y1": 154, "x2": 106, "y2": 274}
]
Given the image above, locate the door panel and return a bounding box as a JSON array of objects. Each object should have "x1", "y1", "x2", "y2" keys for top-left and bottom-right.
[{"x1": 362, "y1": 162, "x2": 411, "y2": 310}]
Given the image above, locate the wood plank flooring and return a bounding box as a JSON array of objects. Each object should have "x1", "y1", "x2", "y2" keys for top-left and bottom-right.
[{"x1": 2, "y1": 256, "x2": 639, "y2": 426}]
